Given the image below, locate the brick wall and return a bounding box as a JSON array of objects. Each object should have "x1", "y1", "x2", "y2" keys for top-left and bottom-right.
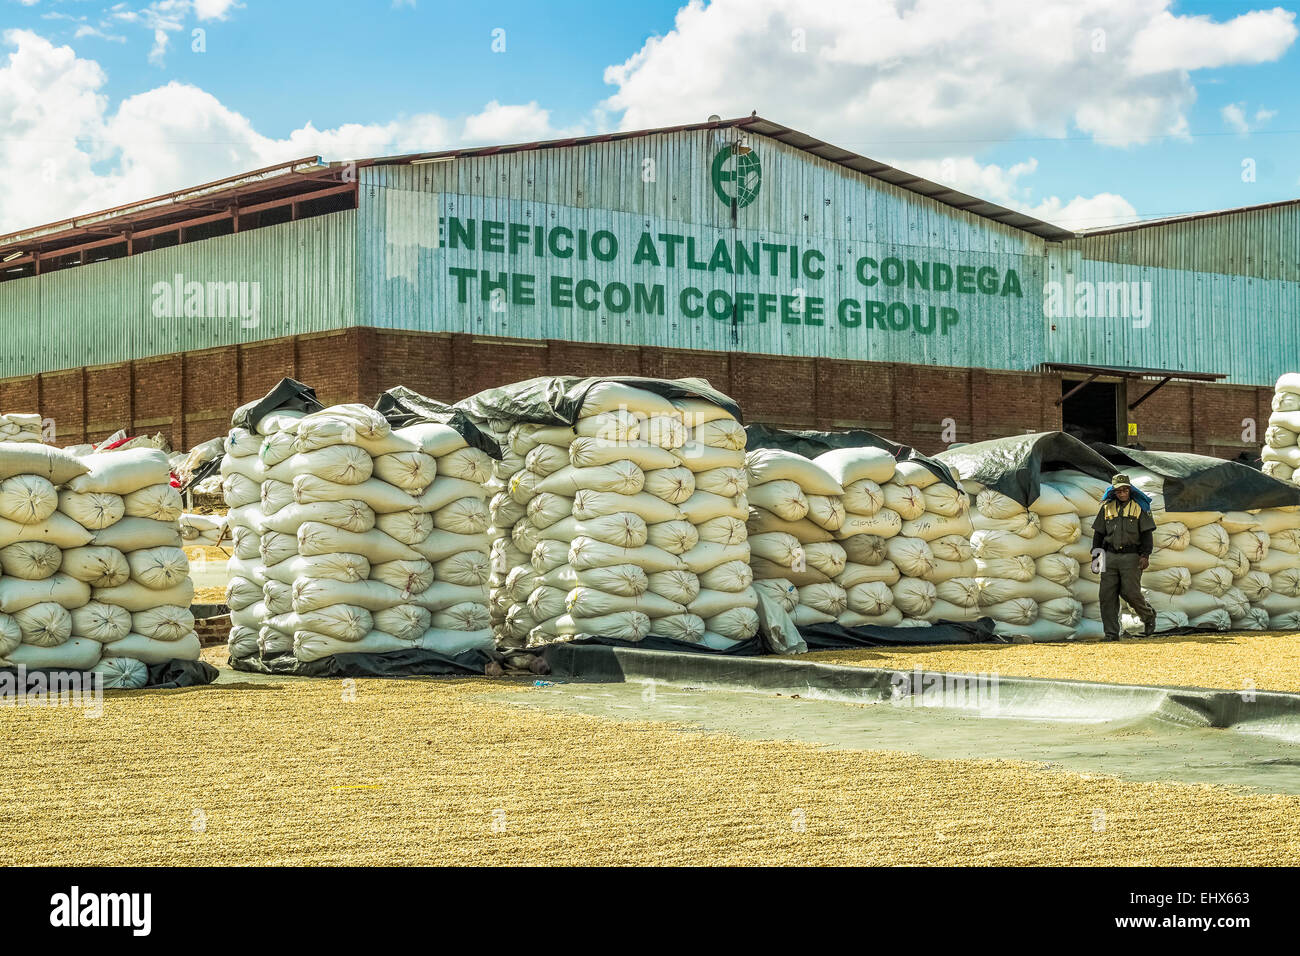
[{"x1": 0, "y1": 326, "x2": 1266, "y2": 461}]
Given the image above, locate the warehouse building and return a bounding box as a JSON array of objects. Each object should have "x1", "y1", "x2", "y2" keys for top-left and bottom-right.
[{"x1": 0, "y1": 114, "x2": 1294, "y2": 457}]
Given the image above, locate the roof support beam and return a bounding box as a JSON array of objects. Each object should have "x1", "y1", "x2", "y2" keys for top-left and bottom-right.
[
  {"x1": 1129, "y1": 376, "x2": 1173, "y2": 410},
  {"x1": 1056, "y1": 373, "x2": 1101, "y2": 406}
]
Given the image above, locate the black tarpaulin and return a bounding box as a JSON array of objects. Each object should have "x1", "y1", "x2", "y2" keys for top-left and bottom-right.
[
  {"x1": 230, "y1": 647, "x2": 492, "y2": 677},
  {"x1": 372, "y1": 386, "x2": 500, "y2": 457},
  {"x1": 0, "y1": 658, "x2": 218, "y2": 689},
  {"x1": 180, "y1": 452, "x2": 223, "y2": 495},
  {"x1": 145, "y1": 659, "x2": 219, "y2": 688},
  {"x1": 229, "y1": 378, "x2": 323, "y2": 431},
  {"x1": 798, "y1": 617, "x2": 1000, "y2": 650},
  {"x1": 934, "y1": 431, "x2": 1115, "y2": 506},
  {"x1": 743, "y1": 423, "x2": 959, "y2": 491},
  {"x1": 452, "y1": 375, "x2": 742, "y2": 453},
  {"x1": 1092, "y1": 443, "x2": 1300, "y2": 512},
  {"x1": 568, "y1": 634, "x2": 767, "y2": 656}
]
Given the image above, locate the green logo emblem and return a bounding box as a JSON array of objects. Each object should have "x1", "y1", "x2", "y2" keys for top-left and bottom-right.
[{"x1": 711, "y1": 145, "x2": 761, "y2": 208}]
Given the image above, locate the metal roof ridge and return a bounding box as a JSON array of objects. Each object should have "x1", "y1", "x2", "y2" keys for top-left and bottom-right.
[{"x1": 1072, "y1": 196, "x2": 1300, "y2": 237}]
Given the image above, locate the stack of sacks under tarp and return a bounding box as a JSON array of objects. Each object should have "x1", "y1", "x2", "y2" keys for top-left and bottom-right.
[
  {"x1": 0, "y1": 413, "x2": 44, "y2": 444},
  {"x1": 1088, "y1": 443, "x2": 1300, "y2": 633},
  {"x1": 962, "y1": 481, "x2": 1085, "y2": 641},
  {"x1": 2, "y1": 444, "x2": 198, "y2": 682},
  {"x1": 1037, "y1": 470, "x2": 1108, "y2": 638},
  {"x1": 220, "y1": 406, "x2": 304, "y2": 662},
  {"x1": 804, "y1": 446, "x2": 901, "y2": 627},
  {"x1": 498, "y1": 383, "x2": 759, "y2": 650},
  {"x1": 816, "y1": 451, "x2": 976, "y2": 628},
  {"x1": 745, "y1": 448, "x2": 848, "y2": 630},
  {"x1": 888, "y1": 459, "x2": 977, "y2": 627},
  {"x1": 240, "y1": 404, "x2": 495, "y2": 664},
  {"x1": 935, "y1": 433, "x2": 1126, "y2": 641},
  {"x1": 1241, "y1": 506, "x2": 1300, "y2": 628},
  {"x1": 1263, "y1": 373, "x2": 1300, "y2": 485},
  {"x1": 1104, "y1": 468, "x2": 1241, "y2": 633}
]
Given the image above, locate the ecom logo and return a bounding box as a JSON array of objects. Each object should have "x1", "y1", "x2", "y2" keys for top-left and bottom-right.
[{"x1": 711, "y1": 143, "x2": 762, "y2": 209}]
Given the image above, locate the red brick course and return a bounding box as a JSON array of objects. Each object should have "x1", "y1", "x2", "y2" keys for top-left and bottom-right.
[{"x1": 0, "y1": 327, "x2": 1264, "y2": 459}]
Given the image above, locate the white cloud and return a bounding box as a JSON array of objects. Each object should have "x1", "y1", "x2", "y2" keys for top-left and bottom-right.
[
  {"x1": 603, "y1": 0, "x2": 1296, "y2": 151},
  {"x1": 73, "y1": 25, "x2": 128, "y2": 43},
  {"x1": 461, "y1": 101, "x2": 578, "y2": 145},
  {"x1": 0, "y1": 31, "x2": 582, "y2": 232},
  {"x1": 1025, "y1": 193, "x2": 1138, "y2": 231},
  {"x1": 193, "y1": 0, "x2": 240, "y2": 19},
  {"x1": 110, "y1": 1, "x2": 224, "y2": 64},
  {"x1": 1128, "y1": 8, "x2": 1297, "y2": 75},
  {"x1": 1222, "y1": 101, "x2": 1277, "y2": 134},
  {"x1": 886, "y1": 154, "x2": 1138, "y2": 230}
]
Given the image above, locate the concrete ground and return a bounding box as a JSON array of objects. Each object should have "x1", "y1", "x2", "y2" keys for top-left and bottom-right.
[
  {"x1": 804, "y1": 631, "x2": 1300, "y2": 694},
  {"x1": 0, "y1": 643, "x2": 1296, "y2": 866}
]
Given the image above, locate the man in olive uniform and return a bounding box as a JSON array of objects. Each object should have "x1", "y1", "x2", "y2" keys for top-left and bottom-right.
[{"x1": 1091, "y1": 474, "x2": 1157, "y2": 641}]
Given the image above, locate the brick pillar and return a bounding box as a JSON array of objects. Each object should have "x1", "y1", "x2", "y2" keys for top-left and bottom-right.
[
  {"x1": 969, "y1": 369, "x2": 988, "y2": 442},
  {"x1": 892, "y1": 363, "x2": 915, "y2": 447},
  {"x1": 813, "y1": 359, "x2": 829, "y2": 431},
  {"x1": 1189, "y1": 385, "x2": 1202, "y2": 455}
]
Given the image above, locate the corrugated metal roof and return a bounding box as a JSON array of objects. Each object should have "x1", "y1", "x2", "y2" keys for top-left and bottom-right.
[
  {"x1": 5, "y1": 113, "x2": 1296, "y2": 253},
  {"x1": 365, "y1": 114, "x2": 1079, "y2": 241},
  {"x1": 0, "y1": 157, "x2": 329, "y2": 251},
  {"x1": 1074, "y1": 197, "x2": 1300, "y2": 236}
]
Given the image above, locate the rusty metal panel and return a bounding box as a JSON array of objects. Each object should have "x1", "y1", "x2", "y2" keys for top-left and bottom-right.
[{"x1": 0, "y1": 212, "x2": 356, "y2": 379}]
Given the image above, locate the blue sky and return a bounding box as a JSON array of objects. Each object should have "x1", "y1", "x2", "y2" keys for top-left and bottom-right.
[{"x1": 4, "y1": 0, "x2": 1300, "y2": 231}]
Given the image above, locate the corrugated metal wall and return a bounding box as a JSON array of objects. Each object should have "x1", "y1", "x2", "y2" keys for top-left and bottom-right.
[
  {"x1": 4, "y1": 127, "x2": 1296, "y2": 389},
  {"x1": 1063, "y1": 203, "x2": 1300, "y2": 280},
  {"x1": 0, "y1": 212, "x2": 356, "y2": 378},
  {"x1": 357, "y1": 130, "x2": 1049, "y2": 372},
  {"x1": 1049, "y1": 203, "x2": 1300, "y2": 384}
]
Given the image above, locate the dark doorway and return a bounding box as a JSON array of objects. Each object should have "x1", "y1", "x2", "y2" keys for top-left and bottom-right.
[{"x1": 1061, "y1": 380, "x2": 1120, "y2": 446}]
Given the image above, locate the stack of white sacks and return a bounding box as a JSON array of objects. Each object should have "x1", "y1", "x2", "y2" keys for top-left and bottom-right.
[
  {"x1": 1049, "y1": 468, "x2": 1265, "y2": 634},
  {"x1": 1035, "y1": 470, "x2": 1107, "y2": 638},
  {"x1": 490, "y1": 383, "x2": 759, "y2": 651},
  {"x1": 956, "y1": 477, "x2": 1086, "y2": 641},
  {"x1": 882, "y1": 459, "x2": 977, "y2": 627},
  {"x1": 1242, "y1": 505, "x2": 1300, "y2": 628},
  {"x1": 179, "y1": 512, "x2": 226, "y2": 547},
  {"x1": 0, "y1": 413, "x2": 44, "y2": 444},
  {"x1": 805, "y1": 447, "x2": 904, "y2": 627},
  {"x1": 1264, "y1": 373, "x2": 1300, "y2": 484},
  {"x1": 747, "y1": 447, "x2": 977, "y2": 630},
  {"x1": 1, "y1": 444, "x2": 199, "y2": 674},
  {"x1": 222, "y1": 404, "x2": 494, "y2": 664},
  {"x1": 1122, "y1": 469, "x2": 1261, "y2": 633},
  {"x1": 745, "y1": 448, "x2": 848, "y2": 629}
]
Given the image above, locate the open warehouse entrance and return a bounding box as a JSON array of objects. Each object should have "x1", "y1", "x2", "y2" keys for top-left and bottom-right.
[
  {"x1": 1060, "y1": 378, "x2": 1121, "y2": 446},
  {"x1": 1045, "y1": 363, "x2": 1230, "y2": 450}
]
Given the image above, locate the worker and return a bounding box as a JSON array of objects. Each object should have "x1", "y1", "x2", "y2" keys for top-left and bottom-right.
[{"x1": 1090, "y1": 473, "x2": 1157, "y2": 641}]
